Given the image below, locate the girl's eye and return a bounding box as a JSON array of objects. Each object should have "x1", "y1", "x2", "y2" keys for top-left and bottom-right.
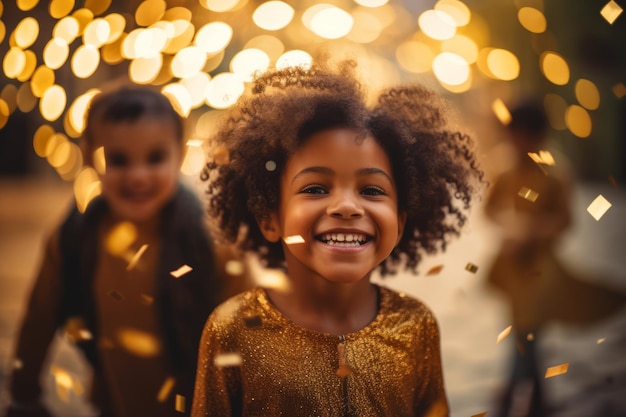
[
  {"x1": 300, "y1": 185, "x2": 328, "y2": 194},
  {"x1": 361, "y1": 186, "x2": 386, "y2": 196},
  {"x1": 148, "y1": 150, "x2": 166, "y2": 164},
  {"x1": 107, "y1": 153, "x2": 127, "y2": 167}
]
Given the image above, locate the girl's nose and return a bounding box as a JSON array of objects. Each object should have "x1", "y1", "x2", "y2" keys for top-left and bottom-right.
[{"x1": 327, "y1": 192, "x2": 364, "y2": 219}]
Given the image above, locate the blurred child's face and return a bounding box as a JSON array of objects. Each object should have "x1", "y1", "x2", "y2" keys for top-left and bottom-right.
[
  {"x1": 91, "y1": 118, "x2": 182, "y2": 223},
  {"x1": 261, "y1": 128, "x2": 406, "y2": 284}
]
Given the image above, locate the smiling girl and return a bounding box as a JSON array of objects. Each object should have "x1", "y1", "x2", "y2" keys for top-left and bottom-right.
[{"x1": 192, "y1": 60, "x2": 484, "y2": 417}]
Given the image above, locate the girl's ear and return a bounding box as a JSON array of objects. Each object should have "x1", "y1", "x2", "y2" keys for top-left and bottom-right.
[
  {"x1": 257, "y1": 212, "x2": 281, "y2": 243},
  {"x1": 396, "y1": 211, "x2": 407, "y2": 245}
]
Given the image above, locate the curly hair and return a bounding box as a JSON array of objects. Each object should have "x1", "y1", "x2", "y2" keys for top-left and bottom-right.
[{"x1": 201, "y1": 60, "x2": 484, "y2": 277}]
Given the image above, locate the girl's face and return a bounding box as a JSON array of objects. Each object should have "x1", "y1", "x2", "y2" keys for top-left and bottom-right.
[
  {"x1": 91, "y1": 118, "x2": 182, "y2": 223},
  {"x1": 261, "y1": 128, "x2": 406, "y2": 285}
]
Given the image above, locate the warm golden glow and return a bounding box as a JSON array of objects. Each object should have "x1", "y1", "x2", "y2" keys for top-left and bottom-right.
[
  {"x1": 17, "y1": 0, "x2": 39, "y2": 12},
  {"x1": 354, "y1": 0, "x2": 389, "y2": 6},
  {"x1": 575, "y1": 78, "x2": 600, "y2": 110},
  {"x1": 544, "y1": 93, "x2": 567, "y2": 130},
  {"x1": 171, "y1": 46, "x2": 207, "y2": 79},
  {"x1": 309, "y1": 5, "x2": 353, "y2": 39},
  {"x1": 230, "y1": 48, "x2": 270, "y2": 82},
  {"x1": 432, "y1": 52, "x2": 469, "y2": 85},
  {"x1": 195, "y1": 22, "x2": 233, "y2": 54},
  {"x1": 565, "y1": 105, "x2": 592, "y2": 138},
  {"x1": 540, "y1": 51, "x2": 570, "y2": 86},
  {"x1": 162, "y1": 83, "x2": 192, "y2": 117},
  {"x1": 395, "y1": 40, "x2": 434, "y2": 74},
  {"x1": 40, "y1": 84, "x2": 67, "y2": 121},
  {"x1": 517, "y1": 7, "x2": 547, "y2": 33},
  {"x1": 55, "y1": 140, "x2": 83, "y2": 181},
  {"x1": 43, "y1": 38, "x2": 70, "y2": 69},
  {"x1": 245, "y1": 35, "x2": 285, "y2": 63},
  {"x1": 180, "y1": 139, "x2": 206, "y2": 175},
  {"x1": 135, "y1": 0, "x2": 166, "y2": 27},
  {"x1": 49, "y1": 0, "x2": 75, "y2": 19},
  {"x1": 435, "y1": 0, "x2": 471, "y2": 27},
  {"x1": 103, "y1": 13, "x2": 126, "y2": 44},
  {"x1": 253, "y1": 1, "x2": 294, "y2": 31},
  {"x1": 347, "y1": 8, "x2": 384, "y2": 43},
  {"x1": 199, "y1": 0, "x2": 240, "y2": 13},
  {"x1": 17, "y1": 82, "x2": 38, "y2": 113},
  {"x1": 276, "y1": 50, "x2": 312, "y2": 70},
  {"x1": 53, "y1": 17, "x2": 80, "y2": 44},
  {"x1": 73, "y1": 167, "x2": 101, "y2": 213},
  {"x1": 69, "y1": 89, "x2": 100, "y2": 134},
  {"x1": 85, "y1": 0, "x2": 112, "y2": 16},
  {"x1": 486, "y1": 48, "x2": 519, "y2": 81},
  {"x1": 180, "y1": 72, "x2": 211, "y2": 108},
  {"x1": 600, "y1": 0, "x2": 623, "y2": 24},
  {"x1": 418, "y1": 9, "x2": 456, "y2": 40},
  {"x1": 163, "y1": 6, "x2": 192, "y2": 22},
  {"x1": 83, "y1": 18, "x2": 111, "y2": 47},
  {"x1": 492, "y1": 98, "x2": 512, "y2": 125},
  {"x1": 163, "y1": 20, "x2": 195, "y2": 54},
  {"x1": 33, "y1": 124, "x2": 56, "y2": 157},
  {"x1": 71, "y1": 44, "x2": 100, "y2": 78},
  {"x1": 3, "y1": 47, "x2": 26, "y2": 79},
  {"x1": 14, "y1": 17, "x2": 39, "y2": 49},
  {"x1": 0, "y1": 99, "x2": 9, "y2": 129},
  {"x1": 72, "y1": 8, "x2": 95, "y2": 35},
  {"x1": 205, "y1": 72, "x2": 245, "y2": 109},
  {"x1": 442, "y1": 34, "x2": 478, "y2": 64},
  {"x1": 129, "y1": 55, "x2": 163, "y2": 84}
]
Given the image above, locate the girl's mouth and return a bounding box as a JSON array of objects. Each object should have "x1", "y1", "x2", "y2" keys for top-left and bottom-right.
[{"x1": 317, "y1": 233, "x2": 369, "y2": 247}]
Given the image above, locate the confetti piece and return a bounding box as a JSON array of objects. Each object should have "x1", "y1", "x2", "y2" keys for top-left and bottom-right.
[
  {"x1": 597, "y1": 337, "x2": 606, "y2": 344},
  {"x1": 284, "y1": 235, "x2": 305, "y2": 244},
  {"x1": 528, "y1": 150, "x2": 555, "y2": 166},
  {"x1": 471, "y1": 412, "x2": 488, "y2": 417},
  {"x1": 127, "y1": 244, "x2": 148, "y2": 271},
  {"x1": 613, "y1": 83, "x2": 626, "y2": 99},
  {"x1": 545, "y1": 363, "x2": 569, "y2": 378},
  {"x1": 175, "y1": 394, "x2": 186, "y2": 413},
  {"x1": 496, "y1": 325, "x2": 512, "y2": 344},
  {"x1": 492, "y1": 98, "x2": 511, "y2": 125},
  {"x1": 517, "y1": 186, "x2": 539, "y2": 202},
  {"x1": 465, "y1": 263, "x2": 479, "y2": 273},
  {"x1": 587, "y1": 194, "x2": 612, "y2": 220},
  {"x1": 157, "y1": 377, "x2": 176, "y2": 403},
  {"x1": 214, "y1": 352, "x2": 243, "y2": 367},
  {"x1": 225, "y1": 260, "x2": 244, "y2": 276},
  {"x1": 526, "y1": 333, "x2": 535, "y2": 341},
  {"x1": 601, "y1": 0, "x2": 623, "y2": 24},
  {"x1": 426, "y1": 264, "x2": 444, "y2": 275},
  {"x1": 244, "y1": 315, "x2": 263, "y2": 328},
  {"x1": 170, "y1": 264, "x2": 193, "y2": 278},
  {"x1": 107, "y1": 290, "x2": 124, "y2": 301},
  {"x1": 117, "y1": 328, "x2": 161, "y2": 357},
  {"x1": 140, "y1": 294, "x2": 154, "y2": 305}
]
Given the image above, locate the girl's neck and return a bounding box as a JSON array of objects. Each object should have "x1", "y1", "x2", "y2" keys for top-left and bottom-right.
[{"x1": 266, "y1": 278, "x2": 379, "y2": 336}]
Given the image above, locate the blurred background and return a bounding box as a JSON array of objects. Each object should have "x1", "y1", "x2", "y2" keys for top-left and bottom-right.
[{"x1": 0, "y1": 0, "x2": 625, "y2": 416}]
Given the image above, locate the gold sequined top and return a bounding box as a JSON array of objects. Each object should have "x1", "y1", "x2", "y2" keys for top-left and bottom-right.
[{"x1": 191, "y1": 285, "x2": 449, "y2": 417}]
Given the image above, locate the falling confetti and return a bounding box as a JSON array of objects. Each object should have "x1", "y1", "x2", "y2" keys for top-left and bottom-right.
[
  {"x1": 426, "y1": 264, "x2": 444, "y2": 275},
  {"x1": 545, "y1": 363, "x2": 569, "y2": 378},
  {"x1": 600, "y1": 0, "x2": 623, "y2": 24},
  {"x1": 517, "y1": 186, "x2": 539, "y2": 203},
  {"x1": 597, "y1": 337, "x2": 606, "y2": 344},
  {"x1": 214, "y1": 352, "x2": 243, "y2": 367},
  {"x1": 284, "y1": 235, "x2": 305, "y2": 244},
  {"x1": 170, "y1": 264, "x2": 193, "y2": 278},
  {"x1": 496, "y1": 325, "x2": 512, "y2": 344},
  {"x1": 157, "y1": 377, "x2": 176, "y2": 403},
  {"x1": 471, "y1": 412, "x2": 488, "y2": 417},
  {"x1": 465, "y1": 262, "x2": 479, "y2": 273},
  {"x1": 586, "y1": 194, "x2": 612, "y2": 221},
  {"x1": 126, "y1": 243, "x2": 149, "y2": 271},
  {"x1": 175, "y1": 394, "x2": 186, "y2": 413}
]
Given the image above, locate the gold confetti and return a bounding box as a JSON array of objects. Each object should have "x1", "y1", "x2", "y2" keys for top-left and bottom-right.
[
  {"x1": 140, "y1": 294, "x2": 154, "y2": 305},
  {"x1": 471, "y1": 412, "x2": 488, "y2": 417},
  {"x1": 587, "y1": 194, "x2": 612, "y2": 220},
  {"x1": 613, "y1": 82, "x2": 626, "y2": 99},
  {"x1": 126, "y1": 243, "x2": 148, "y2": 271},
  {"x1": 214, "y1": 352, "x2": 243, "y2": 367},
  {"x1": 175, "y1": 394, "x2": 186, "y2": 413},
  {"x1": 213, "y1": 145, "x2": 230, "y2": 165},
  {"x1": 157, "y1": 376, "x2": 176, "y2": 403},
  {"x1": 50, "y1": 365, "x2": 84, "y2": 403},
  {"x1": 492, "y1": 98, "x2": 511, "y2": 125},
  {"x1": 496, "y1": 325, "x2": 512, "y2": 344},
  {"x1": 517, "y1": 186, "x2": 539, "y2": 202},
  {"x1": 526, "y1": 333, "x2": 535, "y2": 341},
  {"x1": 465, "y1": 262, "x2": 479, "y2": 273},
  {"x1": 597, "y1": 337, "x2": 606, "y2": 344},
  {"x1": 170, "y1": 264, "x2": 193, "y2": 278},
  {"x1": 426, "y1": 264, "x2": 444, "y2": 275},
  {"x1": 545, "y1": 362, "x2": 569, "y2": 378},
  {"x1": 64, "y1": 317, "x2": 93, "y2": 342},
  {"x1": 527, "y1": 150, "x2": 555, "y2": 166},
  {"x1": 600, "y1": 0, "x2": 623, "y2": 24},
  {"x1": 283, "y1": 235, "x2": 305, "y2": 244},
  {"x1": 117, "y1": 328, "x2": 161, "y2": 357},
  {"x1": 225, "y1": 260, "x2": 244, "y2": 276}
]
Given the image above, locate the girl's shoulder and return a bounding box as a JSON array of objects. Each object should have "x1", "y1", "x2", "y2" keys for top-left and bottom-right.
[
  {"x1": 377, "y1": 285, "x2": 439, "y2": 327},
  {"x1": 207, "y1": 287, "x2": 266, "y2": 327}
]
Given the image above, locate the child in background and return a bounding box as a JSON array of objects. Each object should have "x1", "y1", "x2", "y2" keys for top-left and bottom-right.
[
  {"x1": 8, "y1": 86, "x2": 230, "y2": 417},
  {"x1": 191, "y1": 60, "x2": 484, "y2": 416}
]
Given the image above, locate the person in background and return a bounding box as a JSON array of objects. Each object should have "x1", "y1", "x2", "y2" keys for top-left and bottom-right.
[
  {"x1": 191, "y1": 59, "x2": 485, "y2": 416},
  {"x1": 7, "y1": 86, "x2": 238, "y2": 417}
]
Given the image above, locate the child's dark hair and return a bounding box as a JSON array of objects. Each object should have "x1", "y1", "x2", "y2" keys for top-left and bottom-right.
[
  {"x1": 202, "y1": 60, "x2": 484, "y2": 276},
  {"x1": 83, "y1": 85, "x2": 184, "y2": 146}
]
